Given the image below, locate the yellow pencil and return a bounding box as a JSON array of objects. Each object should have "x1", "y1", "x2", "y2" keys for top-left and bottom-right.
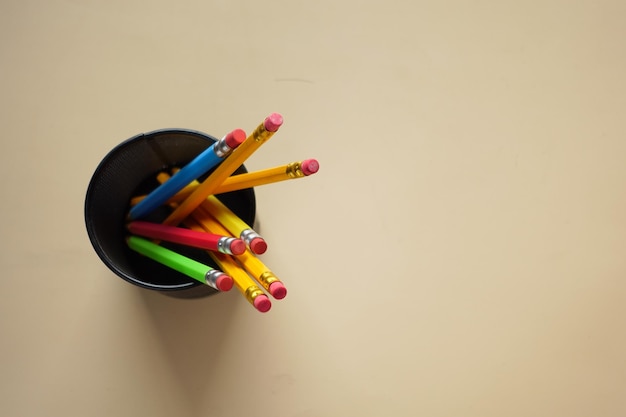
[
  {"x1": 236, "y1": 249, "x2": 287, "y2": 299},
  {"x1": 129, "y1": 158, "x2": 319, "y2": 207},
  {"x1": 184, "y1": 216, "x2": 271, "y2": 313},
  {"x1": 191, "y1": 205, "x2": 286, "y2": 300},
  {"x1": 212, "y1": 158, "x2": 320, "y2": 194},
  {"x1": 211, "y1": 250, "x2": 272, "y2": 313},
  {"x1": 202, "y1": 194, "x2": 267, "y2": 254},
  {"x1": 156, "y1": 165, "x2": 286, "y2": 302},
  {"x1": 162, "y1": 113, "x2": 283, "y2": 228}
]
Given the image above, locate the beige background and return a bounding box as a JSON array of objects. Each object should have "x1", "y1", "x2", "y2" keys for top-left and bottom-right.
[{"x1": 1, "y1": 1, "x2": 625, "y2": 416}]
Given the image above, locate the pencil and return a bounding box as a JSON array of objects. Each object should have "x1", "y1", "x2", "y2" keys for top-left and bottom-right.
[
  {"x1": 215, "y1": 158, "x2": 319, "y2": 194},
  {"x1": 161, "y1": 113, "x2": 283, "y2": 227},
  {"x1": 236, "y1": 249, "x2": 287, "y2": 299},
  {"x1": 129, "y1": 158, "x2": 319, "y2": 206},
  {"x1": 130, "y1": 159, "x2": 319, "y2": 206},
  {"x1": 202, "y1": 195, "x2": 267, "y2": 254},
  {"x1": 190, "y1": 206, "x2": 286, "y2": 299},
  {"x1": 151, "y1": 170, "x2": 264, "y2": 253},
  {"x1": 128, "y1": 129, "x2": 246, "y2": 220},
  {"x1": 129, "y1": 171, "x2": 196, "y2": 207},
  {"x1": 189, "y1": 204, "x2": 235, "y2": 242},
  {"x1": 182, "y1": 217, "x2": 271, "y2": 313},
  {"x1": 127, "y1": 220, "x2": 246, "y2": 255},
  {"x1": 211, "y1": 251, "x2": 272, "y2": 313},
  {"x1": 126, "y1": 235, "x2": 234, "y2": 291}
]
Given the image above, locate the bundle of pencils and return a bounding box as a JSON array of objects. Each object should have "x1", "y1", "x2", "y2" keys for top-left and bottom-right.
[{"x1": 124, "y1": 113, "x2": 319, "y2": 313}]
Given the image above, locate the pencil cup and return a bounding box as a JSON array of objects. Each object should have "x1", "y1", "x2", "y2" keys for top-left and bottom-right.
[{"x1": 84, "y1": 128, "x2": 256, "y2": 298}]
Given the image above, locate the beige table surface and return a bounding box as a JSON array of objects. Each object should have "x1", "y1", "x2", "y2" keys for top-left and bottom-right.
[{"x1": 1, "y1": 1, "x2": 625, "y2": 416}]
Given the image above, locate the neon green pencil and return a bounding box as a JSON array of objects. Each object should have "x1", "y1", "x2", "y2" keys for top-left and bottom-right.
[{"x1": 126, "y1": 236, "x2": 233, "y2": 291}]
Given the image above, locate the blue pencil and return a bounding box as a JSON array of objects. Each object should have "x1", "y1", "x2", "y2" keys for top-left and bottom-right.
[{"x1": 128, "y1": 129, "x2": 246, "y2": 220}]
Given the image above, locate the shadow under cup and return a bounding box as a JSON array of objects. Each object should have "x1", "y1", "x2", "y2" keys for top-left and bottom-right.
[{"x1": 84, "y1": 129, "x2": 256, "y2": 298}]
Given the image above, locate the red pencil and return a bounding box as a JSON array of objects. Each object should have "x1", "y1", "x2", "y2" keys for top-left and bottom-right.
[{"x1": 127, "y1": 221, "x2": 246, "y2": 255}]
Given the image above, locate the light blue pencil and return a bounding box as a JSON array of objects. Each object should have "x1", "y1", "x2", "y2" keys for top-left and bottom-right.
[{"x1": 128, "y1": 129, "x2": 246, "y2": 220}]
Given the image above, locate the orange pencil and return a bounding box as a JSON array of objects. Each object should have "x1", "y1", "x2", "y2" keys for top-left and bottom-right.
[
  {"x1": 162, "y1": 113, "x2": 283, "y2": 227},
  {"x1": 129, "y1": 158, "x2": 319, "y2": 207},
  {"x1": 214, "y1": 158, "x2": 319, "y2": 194}
]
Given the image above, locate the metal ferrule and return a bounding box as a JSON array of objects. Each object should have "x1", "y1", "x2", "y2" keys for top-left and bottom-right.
[
  {"x1": 252, "y1": 124, "x2": 270, "y2": 143},
  {"x1": 257, "y1": 271, "x2": 279, "y2": 289},
  {"x1": 217, "y1": 236, "x2": 236, "y2": 255},
  {"x1": 244, "y1": 285, "x2": 265, "y2": 304},
  {"x1": 214, "y1": 136, "x2": 235, "y2": 158},
  {"x1": 240, "y1": 229, "x2": 260, "y2": 246},
  {"x1": 285, "y1": 161, "x2": 305, "y2": 178},
  {"x1": 205, "y1": 269, "x2": 225, "y2": 290}
]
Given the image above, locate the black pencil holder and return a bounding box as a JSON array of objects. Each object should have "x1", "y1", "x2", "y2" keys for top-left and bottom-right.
[{"x1": 84, "y1": 128, "x2": 256, "y2": 298}]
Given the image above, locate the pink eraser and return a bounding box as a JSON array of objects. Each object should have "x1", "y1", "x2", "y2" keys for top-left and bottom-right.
[
  {"x1": 253, "y1": 295, "x2": 272, "y2": 313},
  {"x1": 263, "y1": 113, "x2": 283, "y2": 132},
  {"x1": 216, "y1": 275, "x2": 234, "y2": 292},
  {"x1": 249, "y1": 237, "x2": 268, "y2": 255},
  {"x1": 224, "y1": 128, "x2": 247, "y2": 148},
  {"x1": 229, "y1": 239, "x2": 246, "y2": 255},
  {"x1": 269, "y1": 281, "x2": 287, "y2": 300},
  {"x1": 301, "y1": 159, "x2": 319, "y2": 176}
]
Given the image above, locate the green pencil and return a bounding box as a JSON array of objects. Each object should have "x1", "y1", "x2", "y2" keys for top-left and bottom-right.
[{"x1": 126, "y1": 236, "x2": 233, "y2": 291}]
